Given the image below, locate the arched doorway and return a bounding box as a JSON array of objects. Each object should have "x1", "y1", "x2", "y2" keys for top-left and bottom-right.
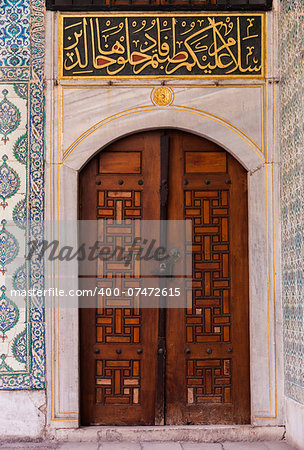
[{"x1": 79, "y1": 130, "x2": 250, "y2": 426}]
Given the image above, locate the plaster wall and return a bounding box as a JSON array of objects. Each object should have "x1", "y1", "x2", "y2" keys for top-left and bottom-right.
[
  {"x1": 0, "y1": 391, "x2": 45, "y2": 438},
  {"x1": 285, "y1": 398, "x2": 304, "y2": 450}
]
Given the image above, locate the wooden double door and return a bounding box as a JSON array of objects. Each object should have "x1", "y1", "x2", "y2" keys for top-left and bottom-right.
[{"x1": 79, "y1": 130, "x2": 250, "y2": 426}]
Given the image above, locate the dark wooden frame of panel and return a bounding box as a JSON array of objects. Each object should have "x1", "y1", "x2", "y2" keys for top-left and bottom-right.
[{"x1": 46, "y1": 0, "x2": 272, "y2": 12}]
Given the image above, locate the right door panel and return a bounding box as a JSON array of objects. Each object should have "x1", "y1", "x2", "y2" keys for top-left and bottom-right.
[{"x1": 166, "y1": 131, "x2": 250, "y2": 425}]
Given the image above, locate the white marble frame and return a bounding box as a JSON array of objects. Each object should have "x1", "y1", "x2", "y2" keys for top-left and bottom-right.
[
  {"x1": 45, "y1": 101, "x2": 284, "y2": 428},
  {"x1": 45, "y1": 9, "x2": 284, "y2": 429}
]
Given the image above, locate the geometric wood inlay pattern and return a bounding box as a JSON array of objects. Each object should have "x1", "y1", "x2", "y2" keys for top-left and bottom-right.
[
  {"x1": 97, "y1": 190, "x2": 142, "y2": 277},
  {"x1": 96, "y1": 306, "x2": 141, "y2": 344},
  {"x1": 96, "y1": 189, "x2": 142, "y2": 344},
  {"x1": 96, "y1": 359, "x2": 140, "y2": 405},
  {"x1": 97, "y1": 190, "x2": 142, "y2": 220},
  {"x1": 187, "y1": 359, "x2": 232, "y2": 404},
  {"x1": 184, "y1": 190, "x2": 231, "y2": 344}
]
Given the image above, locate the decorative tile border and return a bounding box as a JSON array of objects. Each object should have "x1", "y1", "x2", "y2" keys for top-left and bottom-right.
[{"x1": 0, "y1": 0, "x2": 45, "y2": 389}]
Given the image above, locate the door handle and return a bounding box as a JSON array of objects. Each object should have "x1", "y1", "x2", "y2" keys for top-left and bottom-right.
[
  {"x1": 94, "y1": 348, "x2": 100, "y2": 354},
  {"x1": 169, "y1": 248, "x2": 181, "y2": 260},
  {"x1": 159, "y1": 263, "x2": 167, "y2": 273},
  {"x1": 158, "y1": 249, "x2": 181, "y2": 276}
]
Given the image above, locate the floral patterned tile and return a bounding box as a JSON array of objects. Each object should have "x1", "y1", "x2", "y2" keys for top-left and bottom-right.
[
  {"x1": 0, "y1": 0, "x2": 45, "y2": 390},
  {"x1": 280, "y1": 1, "x2": 304, "y2": 403}
]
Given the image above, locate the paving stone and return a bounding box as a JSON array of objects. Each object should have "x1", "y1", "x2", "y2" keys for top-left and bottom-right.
[
  {"x1": 59, "y1": 443, "x2": 98, "y2": 449},
  {"x1": 223, "y1": 444, "x2": 268, "y2": 450},
  {"x1": 263, "y1": 442, "x2": 297, "y2": 450},
  {"x1": 181, "y1": 444, "x2": 223, "y2": 449},
  {"x1": 222, "y1": 442, "x2": 295, "y2": 450},
  {"x1": 141, "y1": 442, "x2": 183, "y2": 450},
  {"x1": 98, "y1": 442, "x2": 141, "y2": 450},
  {"x1": 0, "y1": 443, "x2": 58, "y2": 449}
]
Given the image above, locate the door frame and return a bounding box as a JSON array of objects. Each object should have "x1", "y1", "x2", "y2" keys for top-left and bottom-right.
[{"x1": 45, "y1": 108, "x2": 283, "y2": 428}]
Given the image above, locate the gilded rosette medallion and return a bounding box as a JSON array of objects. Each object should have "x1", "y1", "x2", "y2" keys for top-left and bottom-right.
[{"x1": 152, "y1": 87, "x2": 174, "y2": 106}]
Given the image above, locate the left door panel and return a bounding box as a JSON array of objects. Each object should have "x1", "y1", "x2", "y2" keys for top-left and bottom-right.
[{"x1": 79, "y1": 132, "x2": 161, "y2": 425}]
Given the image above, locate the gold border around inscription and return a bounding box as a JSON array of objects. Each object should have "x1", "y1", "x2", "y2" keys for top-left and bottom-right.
[{"x1": 59, "y1": 12, "x2": 265, "y2": 80}]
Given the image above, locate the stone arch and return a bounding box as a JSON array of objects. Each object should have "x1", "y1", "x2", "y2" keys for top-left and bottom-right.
[{"x1": 62, "y1": 107, "x2": 264, "y2": 172}]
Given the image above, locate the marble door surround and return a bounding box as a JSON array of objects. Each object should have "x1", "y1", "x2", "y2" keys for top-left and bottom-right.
[{"x1": 45, "y1": 10, "x2": 283, "y2": 429}]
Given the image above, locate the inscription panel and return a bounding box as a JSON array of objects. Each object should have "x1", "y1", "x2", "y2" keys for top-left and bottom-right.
[{"x1": 61, "y1": 14, "x2": 264, "y2": 78}]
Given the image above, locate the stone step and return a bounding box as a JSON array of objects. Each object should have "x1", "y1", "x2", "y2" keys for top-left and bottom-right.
[{"x1": 52, "y1": 425, "x2": 286, "y2": 443}]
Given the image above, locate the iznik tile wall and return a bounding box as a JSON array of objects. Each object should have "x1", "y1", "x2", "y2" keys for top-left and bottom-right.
[
  {"x1": 280, "y1": 1, "x2": 304, "y2": 404},
  {"x1": 0, "y1": 0, "x2": 45, "y2": 388}
]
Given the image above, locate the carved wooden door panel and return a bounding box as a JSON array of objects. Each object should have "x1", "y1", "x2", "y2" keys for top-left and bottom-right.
[
  {"x1": 165, "y1": 131, "x2": 250, "y2": 424},
  {"x1": 80, "y1": 132, "x2": 161, "y2": 425},
  {"x1": 79, "y1": 130, "x2": 250, "y2": 425}
]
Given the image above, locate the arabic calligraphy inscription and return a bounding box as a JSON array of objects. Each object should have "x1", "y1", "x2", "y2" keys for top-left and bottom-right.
[{"x1": 61, "y1": 14, "x2": 264, "y2": 78}]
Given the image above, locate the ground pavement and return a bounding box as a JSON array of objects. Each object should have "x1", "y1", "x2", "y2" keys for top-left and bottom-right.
[{"x1": 0, "y1": 440, "x2": 298, "y2": 449}]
